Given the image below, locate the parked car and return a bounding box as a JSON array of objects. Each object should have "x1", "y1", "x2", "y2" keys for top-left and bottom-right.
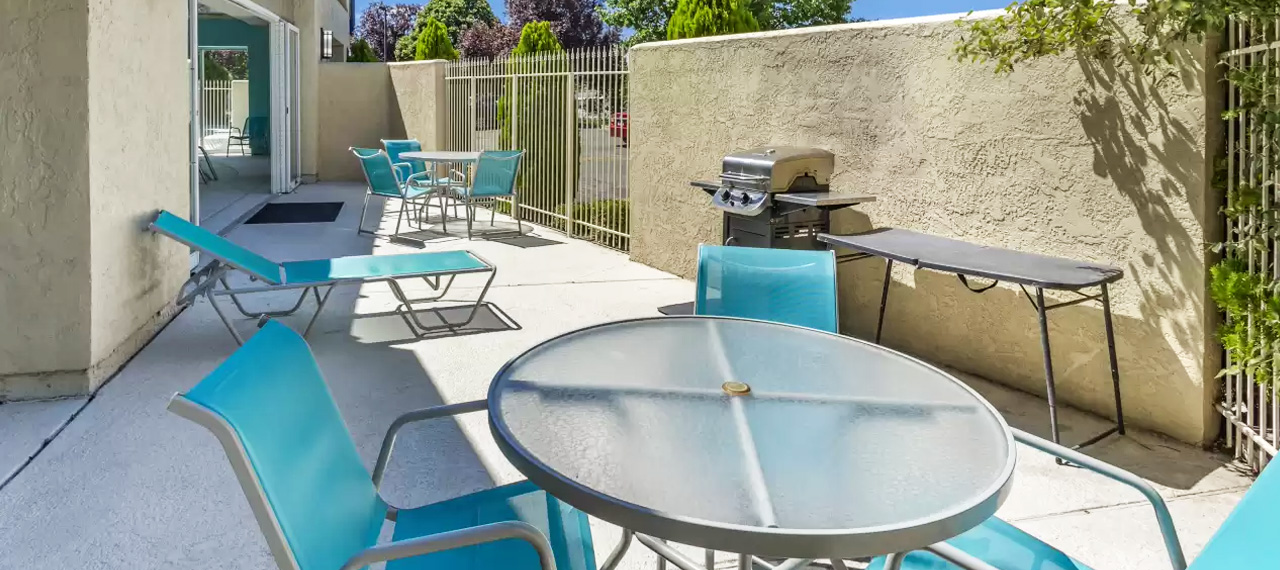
[{"x1": 609, "y1": 112, "x2": 628, "y2": 145}]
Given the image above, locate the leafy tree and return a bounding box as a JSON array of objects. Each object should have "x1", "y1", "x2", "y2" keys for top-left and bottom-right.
[
  {"x1": 600, "y1": 0, "x2": 678, "y2": 46},
  {"x1": 506, "y1": 0, "x2": 619, "y2": 49},
  {"x1": 666, "y1": 0, "x2": 759, "y2": 39},
  {"x1": 460, "y1": 21, "x2": 522, "y2": 59},
  {"x1": 204, "y1": 50, "x2": 247, "y2": 80},
  {"x1": 413, "y1": 17, "x2": 460, "y2": 60},
  {"x1": 356, "y1": 1, "x2": 421, "y2": 61},
  {"x1": 606, "y1": 0, "x2": 843, "y2": 46},
  {"x1": 749, "y1": 0, "x2": 850, "y2": 30},
  {"x1": 349, "y1": 37, "x2": 381, "y2": 62},
  {"x1": 397, "y1": 0, "x2": 497, "y2": 60}
]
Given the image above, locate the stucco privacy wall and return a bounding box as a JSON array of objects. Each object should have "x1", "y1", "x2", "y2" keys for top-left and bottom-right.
[
  {"x1": 0, "y1": 0, "x2": 189, "y2": 399},
  {"x1": 317, "y1": 63, "x2": 405, "y2": 181},
  {"x1": 629, "y1": 17, "x2": 1222, "y2": 444},
  {"x1": 389, "y1": 60, "x2": 449, "y2": 151}
]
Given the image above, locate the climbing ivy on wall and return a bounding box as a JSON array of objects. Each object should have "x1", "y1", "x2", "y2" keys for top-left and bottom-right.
[{"x1": 953, "y1": 0, "x2": 1280, "y2": 386}]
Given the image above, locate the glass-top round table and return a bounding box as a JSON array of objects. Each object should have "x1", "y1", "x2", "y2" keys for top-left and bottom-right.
[{"x1": 487, "y1": 316, "x2": 1016, "y2": 559}]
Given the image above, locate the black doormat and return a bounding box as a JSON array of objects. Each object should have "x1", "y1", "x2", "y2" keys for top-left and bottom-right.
[{"x1": 245, "y1": 202, "x2": 344, "y2": 224}]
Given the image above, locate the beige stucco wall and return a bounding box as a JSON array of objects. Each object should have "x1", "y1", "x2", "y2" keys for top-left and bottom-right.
[
  {"x1": 0, "y1": 0, "x2": 189, "y2": 399},
  {"x1": 0, "y1": 0, "x2": 94, "y2": 390},
  {"x1": 629, "y1": 17, "x2": 1222, "y2": 444},
  {"x1": 86, "y1": 0, "x2": 190, "y2": 371},
  {"x1": 389, "y1": 60, "x2": 449, "y2": 151},
  {"x1": 317, "y1": 63, "x2": 405, "y2": 181},
  {"x1": 296, "y1": 0, "x2": 350, "y2": 182}
]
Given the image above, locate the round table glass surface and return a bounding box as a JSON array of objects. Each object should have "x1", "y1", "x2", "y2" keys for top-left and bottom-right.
[{"x1": 488, "y1": 316, "x2": 1015, "y2": 557}]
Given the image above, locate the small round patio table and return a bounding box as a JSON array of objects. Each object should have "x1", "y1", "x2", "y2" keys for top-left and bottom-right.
[
  {"x1": 399, "y1": 150, "x2": 483, "y2": 163},
  {"x1": 487, "y1": 316, "x2": 1016, "y2": 560}
]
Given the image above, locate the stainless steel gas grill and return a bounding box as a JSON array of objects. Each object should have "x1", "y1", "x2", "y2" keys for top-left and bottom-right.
[{"x1": 691, "y1": 147, "x2": 875, "y2": 250}]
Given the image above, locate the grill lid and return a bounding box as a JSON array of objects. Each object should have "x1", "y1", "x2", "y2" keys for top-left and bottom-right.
[{"x1": 721, "y1": 147, "x2": 834, "y2": 193}]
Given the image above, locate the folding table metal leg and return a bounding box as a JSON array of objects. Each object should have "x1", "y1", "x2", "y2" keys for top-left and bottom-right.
[
  {"x1": 1034, "y1": 287, "x2": 1063, "y2": 447},
  {"x1": 705, "y1": 549, "x2": 715, "y2": 570},
  {"x1": 1102, "y1": 283, "x2": 1126, "y2": 435},
  {"x1": 875, "y1": 259, "x2": 893, "y2": 344}
]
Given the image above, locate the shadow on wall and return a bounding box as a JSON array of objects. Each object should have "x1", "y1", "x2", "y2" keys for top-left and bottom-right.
[{"x1": 1074, "y1": 47, "x2": 1219, "y2": 389}]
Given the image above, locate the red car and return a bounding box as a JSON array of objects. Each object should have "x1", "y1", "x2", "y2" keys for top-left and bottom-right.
[{"x1": 609, "y1": 112, "x2": 628, "y2": 145}]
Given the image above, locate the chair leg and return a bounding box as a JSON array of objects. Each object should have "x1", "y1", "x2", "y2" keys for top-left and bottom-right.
[
  {"x1": 466, "y1": 201, "x2": 474, "y2": 240},
  {"x1": 358, "y1": 191, "x2": 371, "y2": 234},
  {"x1": 513, "y1": 194, "x2": 523, "y2": 235},
  {"x1": 439, "y1": 193, "x2": 449, "y2": 234},
  {"x1": 394, "y1": 197, "x2": 407, "y2": 238}
]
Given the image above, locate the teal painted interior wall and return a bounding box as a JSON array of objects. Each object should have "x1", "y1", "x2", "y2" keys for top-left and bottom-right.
[{"x1": 198, "y1": 17, "x2": 270, "y2": 154}]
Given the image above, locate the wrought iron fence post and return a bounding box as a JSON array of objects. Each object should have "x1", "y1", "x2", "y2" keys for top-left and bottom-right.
[{"x1": 565, "y1": 69, "x2": 576, "y2": 237}]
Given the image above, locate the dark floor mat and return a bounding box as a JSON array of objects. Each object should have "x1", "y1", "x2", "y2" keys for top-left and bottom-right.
[
  {"x1": 245, "y1": 202, "x2": 343, "y2": 224},
  {"x1": 658, "y1": 301, "x2": 694, "y2": 316}
]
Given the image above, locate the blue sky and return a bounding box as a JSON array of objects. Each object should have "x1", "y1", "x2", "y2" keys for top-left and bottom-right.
[{"x1": 352, "y1": 0, "x2": 1010, "y2": 28}]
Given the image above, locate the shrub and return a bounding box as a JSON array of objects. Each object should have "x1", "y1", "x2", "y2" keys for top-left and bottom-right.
[{"x1": 349, "y1": 38, "x2": 380, "y2": 62}]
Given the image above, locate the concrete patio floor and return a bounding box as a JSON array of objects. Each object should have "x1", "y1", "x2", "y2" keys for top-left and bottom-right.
[{"x1": 0, "y1": 183, "x2": 1252, "y2": 570}]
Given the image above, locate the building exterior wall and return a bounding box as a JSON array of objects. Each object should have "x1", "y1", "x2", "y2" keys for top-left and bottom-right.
[
  {"x1": 0, "y1": 0, "x2": 94, "y2": 394},
  {"x1": 628, "y1": 17, "x2": 1222, "y2": 444},
  {"x1": 389, "y1": 60, "x2": 449, "y2": 151},
  {"x1": 86, "y1": 0, "x2": 190, "y2": 386},
  {"x1": 0, "y1": 0, "x2": 189, "y2": 399},
  {"x1": 317, "y1": 63, "x2": 404, "y2": 181}
]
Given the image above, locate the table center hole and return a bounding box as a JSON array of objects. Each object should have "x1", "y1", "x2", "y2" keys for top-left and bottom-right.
[{"x1": 722, "y1": 381, "x2": 752, "y2": 396}]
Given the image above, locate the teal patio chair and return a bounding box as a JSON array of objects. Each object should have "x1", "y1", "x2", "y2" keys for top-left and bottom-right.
[
  {"x1": 168, "y1": 320, "x2": 597, "y2": 570},
  {"x1": 446, "y1": 150, "x2": 523, "y2": 240},
  {"x1": 694, "y1": 245, "x2": 839, "y2": 333},
  {"x1": 148, "y1": 210, "x2": 501, "y2": 344},
  {"x1": 866, "y1": 426, "x2": 1246, "y2": 570},
  {"x1": 382, "y1": 139, "x2": 428, "y2": 182},
  {"x1": 351, "y1": 147, "x2": 437, "y2": 239}
]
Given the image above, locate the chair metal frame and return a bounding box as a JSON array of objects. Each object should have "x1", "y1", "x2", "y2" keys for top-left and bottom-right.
[
  {"x1": 352, "y1": 147, "x2": 441, "y2": 239},
  {"x1": 443, "y1": 151, "x2": 524, "y2": 240},
  {"x1": 875, "y1": 427, "x2": 1187, "y2": 570},
  {"x1": 168, "y1": 396, "x2": 559, "y2": 570},
  {"x1": 150, "y1": 217, "x2": 499, "y2": 345}
]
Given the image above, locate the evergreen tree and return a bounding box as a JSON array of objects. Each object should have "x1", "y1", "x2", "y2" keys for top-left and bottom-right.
[
  {"x1": 414, "y1": 17, "x2": 460, "y2": 60},
  {"x1": 349, "y1": 38, "x2": 381, "y2": 62},
  {"x1": 497, "y1": 23, "x2": 578, "y2": 217},
  {"x1": 667, "y1": 0, "x2": 759, "y2": 39}
]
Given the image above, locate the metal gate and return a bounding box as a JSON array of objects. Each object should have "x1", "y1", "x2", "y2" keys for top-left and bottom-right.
[
  {"x1": 445, "y1": 47, "x2": 630, "y2": 251},
  {"x1": 201, "y1": 79, "x2": 234, "y2": 136},
  {"x1": 1220, "y1": 15, "x2": 1280, "y2": 472}
]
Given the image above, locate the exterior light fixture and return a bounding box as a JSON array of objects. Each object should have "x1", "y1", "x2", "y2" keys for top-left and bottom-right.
[{"x1": 321, "y1": 29, "x2": 333, "y2": 60}]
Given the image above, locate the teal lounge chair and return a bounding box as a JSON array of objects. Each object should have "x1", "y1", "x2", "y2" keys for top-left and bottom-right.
[
  {"x1": 149, "y1": 210, "x2": 499, "y2": 344},
  {"x1": 168, "y1": 320, "x2": 598, "y2": 570},
  {"x1": 865, "y1": 427, "x2": 1207, "y2": 570},
  {"x1": 694, "y1": 245, "x2": 839, "y2": 333}
]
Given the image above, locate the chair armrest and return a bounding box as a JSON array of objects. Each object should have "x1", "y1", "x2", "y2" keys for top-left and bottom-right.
[
  {"x1": 228, "y1": 126, "x2": 242, "y2": 136},
  {"x1": 372, "y1": 399, "x2": 487, "y2": 488},
  {"x1": 339, "y1": 521, "x2": 556, "y2": 570},
  {"x1": 1012, "y1": 428, "x2": 1188, "y2": 570},
  {"x1": 404, "y1": 171, "x2": 438, "y2": 189}
]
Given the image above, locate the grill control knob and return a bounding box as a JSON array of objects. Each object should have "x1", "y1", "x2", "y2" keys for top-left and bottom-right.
[
  {"x1": 739, "y1": 192, "x2": 752, "y2": 204},
  {"x1": 720, "y1": 190, "x2": 731, "y2": 202}
]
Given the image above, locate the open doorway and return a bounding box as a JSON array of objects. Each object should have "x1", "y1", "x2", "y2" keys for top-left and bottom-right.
[{"x1": 191, "y1": 0, "x2": 299, "y2": 231}]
